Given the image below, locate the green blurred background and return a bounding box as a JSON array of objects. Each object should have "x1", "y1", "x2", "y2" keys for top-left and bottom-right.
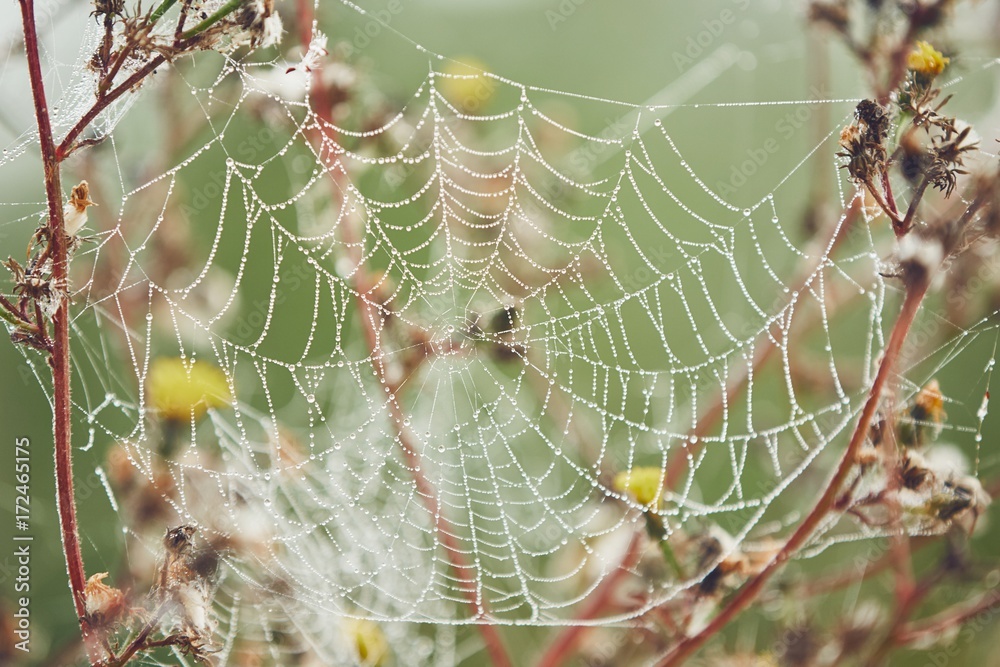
[{"x1": 2, "y1": 0, "x2": 1000, "y2": 665}]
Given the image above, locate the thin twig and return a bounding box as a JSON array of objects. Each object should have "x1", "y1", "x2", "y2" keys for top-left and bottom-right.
[
  {"x1": 655, "y1": 272, "x2": 931, "y2": 666},
  {"x1": 534, "y1": 532, "x2": 643, "y2": 667},
  {"x1": 293, "y1": 4, "x2": 513, "y2": 665},
  {"x1": 895, "y1": 589, "x2": 1000, "y2": 646},
  {"x1": 58, "y1": 54, "x2": 166, "y2": 160}
]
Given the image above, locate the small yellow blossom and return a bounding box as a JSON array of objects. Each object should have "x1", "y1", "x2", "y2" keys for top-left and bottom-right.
[
  {"x1": 344, "y1": 618, "x2": 389, "y2": 666},
  {"x1": 613, "y1": 466, "x2": 664, "y2": 507},
  {"x1": 907, "y1": 41, "x2": 949, "y2": 77},
  {"x1": 148, "y1": 357, "x2": 231, "y2": 421}
]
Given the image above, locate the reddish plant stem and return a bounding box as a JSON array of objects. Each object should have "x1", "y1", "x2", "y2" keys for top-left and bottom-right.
[
  {"x1": 895, "y1": 589, "x2": 1000, "y2": 646},
  {"x1": 882, "y1": 414, "x2": 916, "y2": 604},
  {"x1": 655, "y1": 274, "x2": 930, "y2": 667},
  {"x1": 534, "y1": 532, "x2": 643, "y2": 667},
  {"x1": 57, "y1": 54, "x2": 166, "y2": 160},
  {"x1": 294, "y1": 6, "x2": 512, "y2": 665},
  {"x1": 17, "y1": 0, "x2": 98, "y2": 661}
]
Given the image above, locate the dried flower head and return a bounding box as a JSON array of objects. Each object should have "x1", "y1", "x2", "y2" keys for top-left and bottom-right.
[
  {"x1": 926, "y1": 120, "x2": 978, "y2": 197},
  {"x1": 286, "y1": 30, "x2": 328, "y2": 74},
  {"x1": 908, "y1": 41, "x2": 950, "y2": 77},
  {"x1": 64, "y1": 181, "x2": 96, "y2": 238},
  {"x1": 234, "y1": 0, "x2": 283, "y2": 50},
  {"x1": 838, "y1": 100, "x2": 891, "y2": 185},
  {"x1": 90, "y1": 0, "x2": 124, "y2": 22},
  {"x1": 927, "y1": 476, "x2": 990, "y2": 529},
  {"x1": 899, "y1": 379, "x2": 947, "y2": 446},
  {"x1": 82, "y1": 572, "x2": 129, "y2": 629},
  {"x1": 913, "y1": 379, "x2": 945, "y2": 423},
  {"x1": 148, "y1": 357, "x2": 232, "y2": 421}
]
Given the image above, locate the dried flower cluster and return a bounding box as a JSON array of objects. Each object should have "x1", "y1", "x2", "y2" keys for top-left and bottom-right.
[{"x1": 0, "y1": 181, "x2": 97, "y2": 352}]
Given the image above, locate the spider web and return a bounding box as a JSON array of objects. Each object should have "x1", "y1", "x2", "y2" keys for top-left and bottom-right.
[{"x1": 3, "y1": 0, "x2": 1000, "y2": 662}]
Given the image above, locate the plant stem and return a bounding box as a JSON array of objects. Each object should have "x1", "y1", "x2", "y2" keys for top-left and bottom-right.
[
  {"x1": 895, "y1": 589, "x2": 1000, "y2": 645},
  {"x1": 148, "y1": 0, "x2": 178, "y2": 24},
  {"x1": 293, "y1": 4, "x2": 512, "y2": 665},
  {"x1": 179, "y1": 0, "x2": 244, "y2": 40},
  {"x1": 16, "y1": 0, "x2": 96, "y2": 660},
  {"x1": 58, "y1": 55, "x2": 165, "y2": 160},
  {"x1": 534, "y1": 532, "x2": 643, "y2": 667},
  {"x1": 655, "y1": 273, "x2": 931, "y2": 667}
]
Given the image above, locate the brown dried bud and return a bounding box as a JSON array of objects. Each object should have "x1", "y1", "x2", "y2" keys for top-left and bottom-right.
[{"x1": 82, "y1": 572, "x2": 128, "y2": 629}]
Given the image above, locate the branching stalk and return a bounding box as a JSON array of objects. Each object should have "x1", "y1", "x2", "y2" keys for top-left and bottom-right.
[
  {"x1": 16, "y1": 0, "x2": 95, "y2": 661},
  {"x1": 655, "y1": 274, "x2": 931, "y2": 666}
]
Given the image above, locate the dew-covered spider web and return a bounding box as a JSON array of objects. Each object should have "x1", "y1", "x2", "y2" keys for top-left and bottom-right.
[{"x1": 3, "y1": 0, "x2": 1000, "y2": 662}]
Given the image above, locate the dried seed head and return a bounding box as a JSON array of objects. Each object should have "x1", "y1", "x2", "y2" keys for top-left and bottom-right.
[
  {"x1": 82, "y1": 572, "x2": 128, "y2": 629},
  {"x1": 64, "y1": 181, "x2": 96, "y2": 237},
  {"x1": 838, "y1": 100, "x2": 891, "y2": 184}
]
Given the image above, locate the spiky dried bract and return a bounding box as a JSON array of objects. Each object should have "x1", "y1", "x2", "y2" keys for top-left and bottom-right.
[{"x1": 82, "y1": 572, "x2": 129, "y2": 629}]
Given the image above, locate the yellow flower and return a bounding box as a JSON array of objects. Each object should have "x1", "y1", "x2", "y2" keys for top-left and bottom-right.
[
  {"x1": 148, "y1": 357, "x2": 231, "y2": 421},
  {"x1": 439, "y1": 57, "x2": 496, "y2": 115},
  {"x1": 907, "y1": 41, "x2": 949, "y2": 77},
  {"x1": 344, "y1": 618, "x2": 389, "y2": 666},
  {"x1": 613, "y1": 466, "x2": 664, "y2": 507}
]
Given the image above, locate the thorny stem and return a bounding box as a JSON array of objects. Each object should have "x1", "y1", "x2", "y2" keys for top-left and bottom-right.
[
  {"x1": 294, "y1": 5, "x2": 513, "y2": 665},
  {"x1": 654, "y1": 272, "x2": 931, "y2": 667},
  {"x1": 864, "y1": 177, "x2": 905, "y2": 232},
  {"x1": 882, "y1": 414, "x2": 916, "y2": 604},
  {"x1": 902, "y1": 174, "x2": 932, "y2": 231},
  {"x1": 866, "y1": 572, "x2": 939, "y2": 666},
  {"x1": 16, "y1": 0, "x2": 97, "y2": 661},
  {"x1": 0, "y1": 294, "x2": 39, "y2": 332},
  {"x1": 97, "y1": 34, "x2": 141, "y2": 98}
]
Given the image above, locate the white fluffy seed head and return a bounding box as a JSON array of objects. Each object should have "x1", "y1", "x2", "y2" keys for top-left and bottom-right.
[{"x1": 261, "y1": 12, "x2": 283, "y2": 49}]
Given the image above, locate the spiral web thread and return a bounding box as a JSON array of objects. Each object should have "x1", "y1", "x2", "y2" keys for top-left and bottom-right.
[{"x1": 2, "y1": 0, "x2": 999, "y2": 662}]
